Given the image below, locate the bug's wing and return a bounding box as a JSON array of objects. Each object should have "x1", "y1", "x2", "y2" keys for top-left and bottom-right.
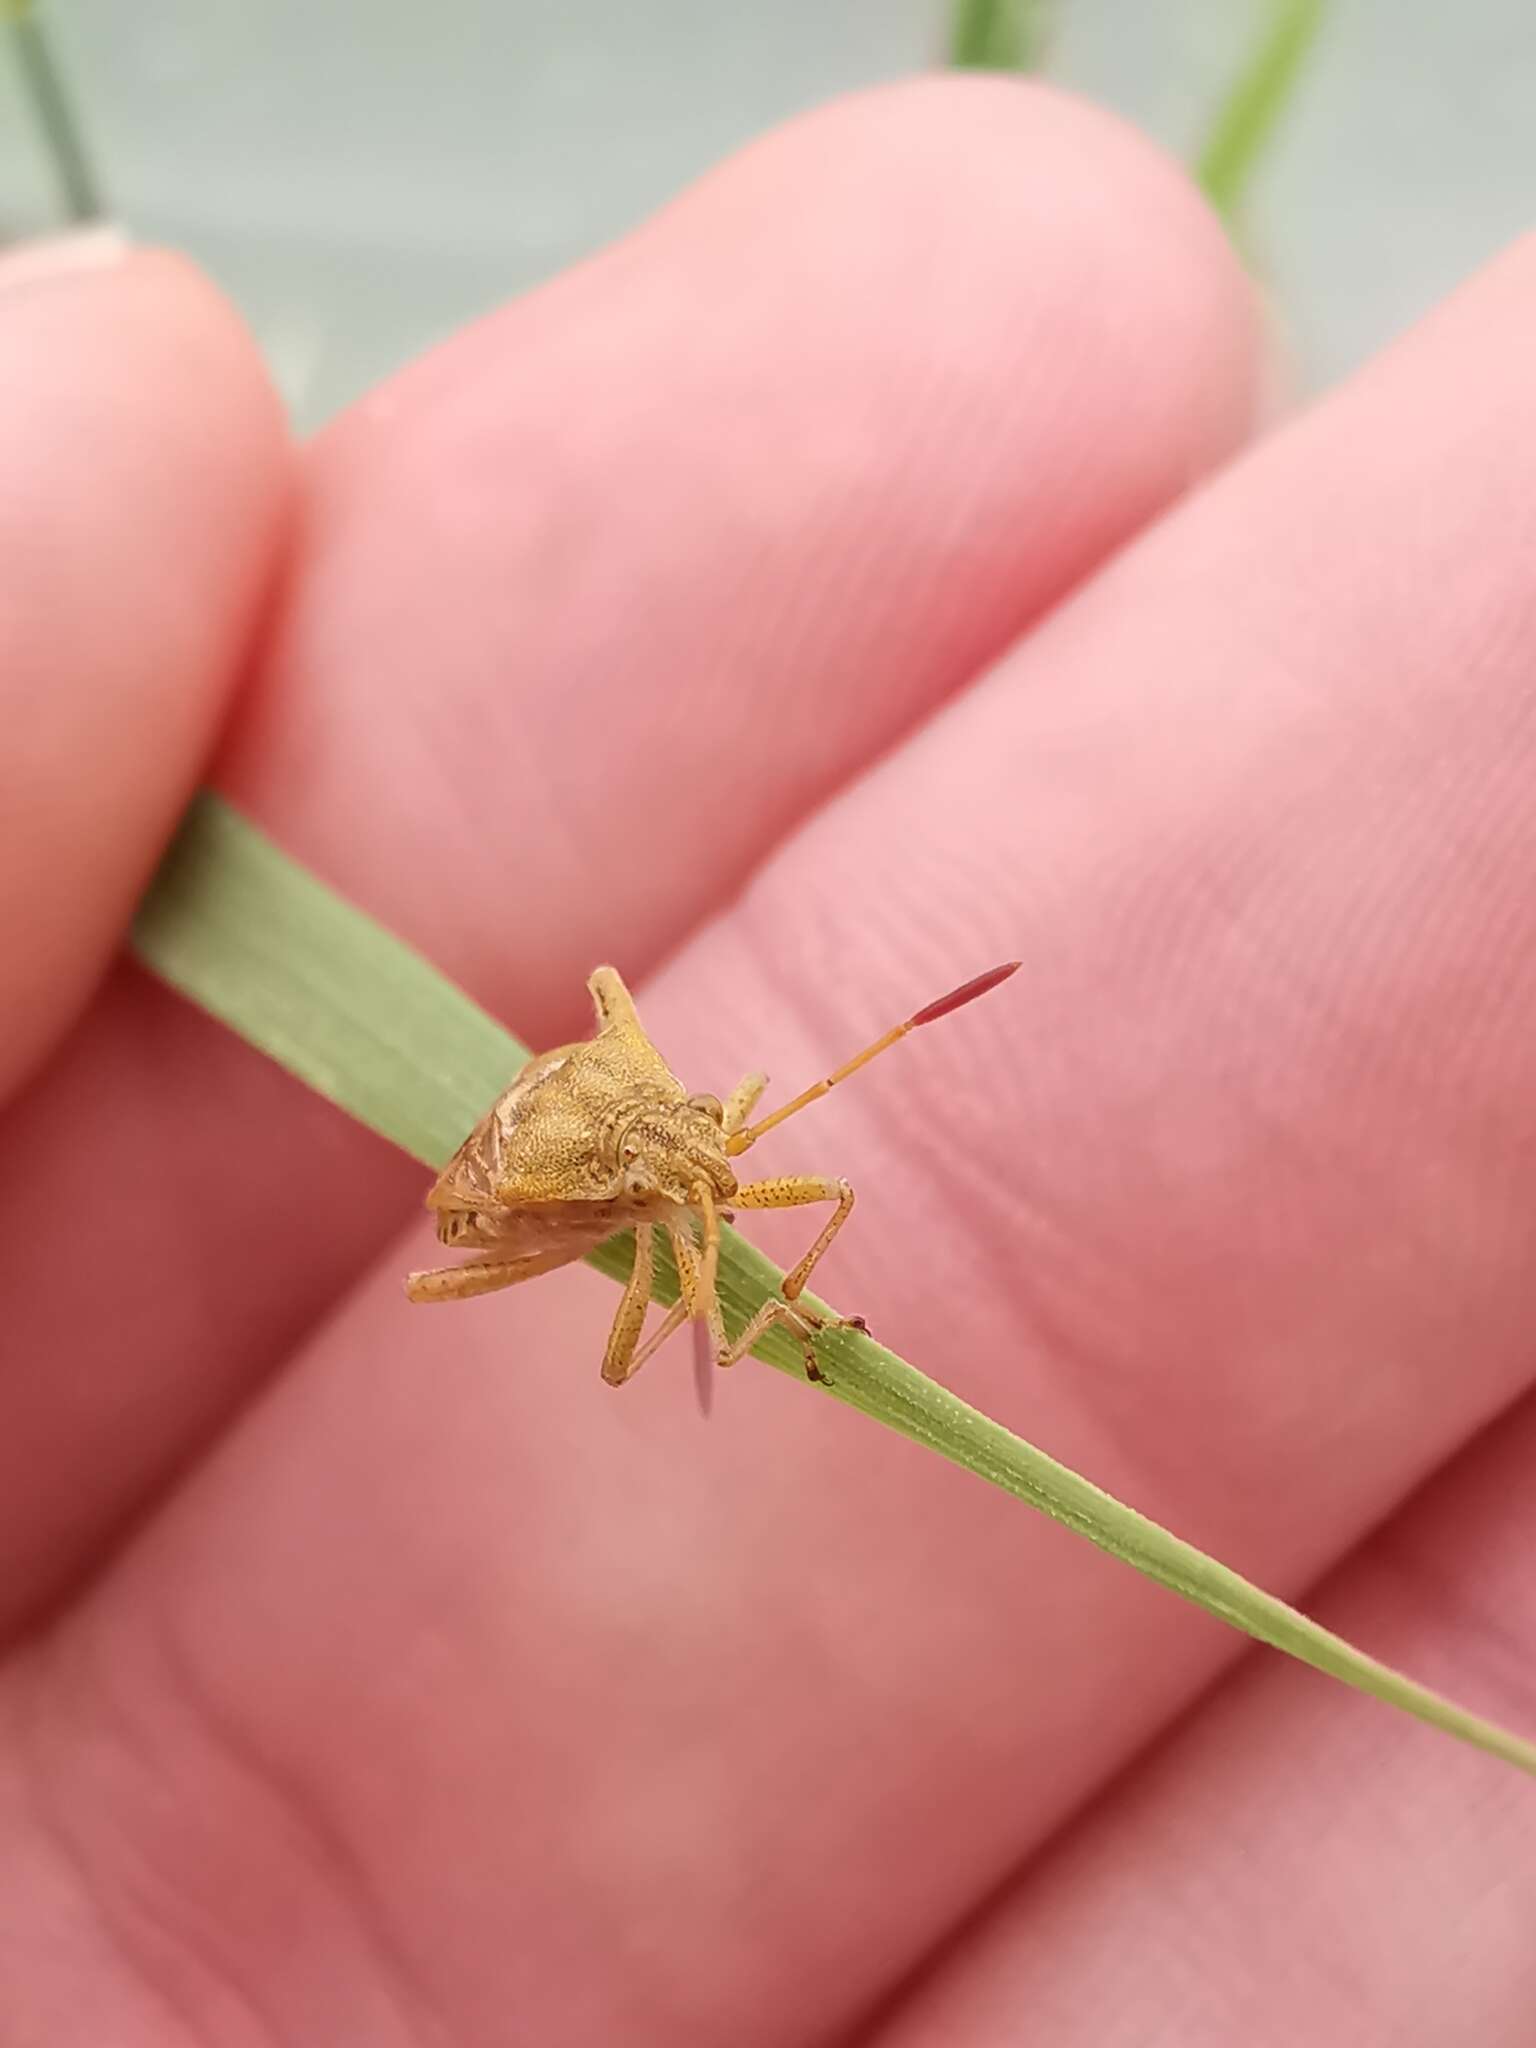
[
  {"x1": 427, "y1": 1119, "x2": 498, "y2": 1211},
  {"x1": 425, "y1": 1045, "x2": 583, "y2": 1211}
]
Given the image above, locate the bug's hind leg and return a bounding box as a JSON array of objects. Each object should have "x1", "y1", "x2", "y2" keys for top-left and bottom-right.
[{"x1": 405, "y1": 1245, "x2": 580, "y2": 1302}]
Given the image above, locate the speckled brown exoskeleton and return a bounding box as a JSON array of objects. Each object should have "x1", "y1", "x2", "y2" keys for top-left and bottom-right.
[{"x1": 405, "y1": 960, "x2": 1018, "y2": 1392}]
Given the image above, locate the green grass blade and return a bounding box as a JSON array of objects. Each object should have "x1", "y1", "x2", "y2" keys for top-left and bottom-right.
[
  {"x1": 947, "y1": 0, "x2": 1050, "y2": 72},
  {"x1": 1195, "y1": 0, "x2": 1327, "y2": 223},
  {"x1": 132, "y1": 792, "x2": 1536, "y2": 1780},
  {"x1": 133, "y1": 797, "x2": 515, "y2": 1167},
  {"x1": 4, "y1": 0, "x2": 104, "y2": 223}
]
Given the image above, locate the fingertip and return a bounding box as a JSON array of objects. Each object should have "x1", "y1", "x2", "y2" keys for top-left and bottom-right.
[
  {"x1": 660, "y1": 72, "x2": 1263, "y2": 467},
  {"x1": 240, "y1": 71, "x2": 1259, "y2": 1036},
  {"x1": 0, "y1": 242, "x2": 291, "y2": 1098}
]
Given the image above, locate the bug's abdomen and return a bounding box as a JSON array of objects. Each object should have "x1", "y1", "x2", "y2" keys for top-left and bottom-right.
[
  {"x1": 436, "y1": 1209, "x2": 503, "y2": 1249},
  {"x1": 432, "y1": 1199, "x2": 646, "y2": 1259}
]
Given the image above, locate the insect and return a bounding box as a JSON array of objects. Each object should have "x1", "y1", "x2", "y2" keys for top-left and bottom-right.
[{"x1": 405, "y1": 958, "x2": 1019, "y2": 1391}]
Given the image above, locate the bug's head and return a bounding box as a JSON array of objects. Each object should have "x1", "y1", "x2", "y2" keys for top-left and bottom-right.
[{"x1": 616, "y1": 1095, "x2": 736, "y2": 1206}]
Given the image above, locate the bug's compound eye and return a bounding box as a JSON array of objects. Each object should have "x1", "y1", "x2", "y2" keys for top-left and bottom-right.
[
  {"x1": 621, "y1": 1138, "x2": 640, "y2": 1165},
  {"x1": 688, "y1": 1093, "x2": 724, "y2": 1124}
]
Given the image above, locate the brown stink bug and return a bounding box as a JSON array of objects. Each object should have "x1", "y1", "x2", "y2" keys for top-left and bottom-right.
[{"x1": 405, "y1": 959, "x2": 1019, "y2": 1390}]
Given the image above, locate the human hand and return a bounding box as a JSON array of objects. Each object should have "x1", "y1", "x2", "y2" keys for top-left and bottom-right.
[{"x1": 3, "y1": 79, "x2": 1534, "y2": 2046}]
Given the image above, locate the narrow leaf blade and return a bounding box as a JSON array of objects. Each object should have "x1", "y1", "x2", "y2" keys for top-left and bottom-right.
[
  {"x1": 130, "y1": 793, "x2": 1536, "y2": 1780},
  {"x1": 947, "y1": 0, "x2": 1050, "y2": 73},
  {"x1": 1195, "y1": 0, "x2": 1328, "y2": 223}
]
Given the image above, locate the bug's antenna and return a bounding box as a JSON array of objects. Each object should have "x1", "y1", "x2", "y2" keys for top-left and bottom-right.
[{"x1": 726, "y1": 961, "x2": 1020, "y2": 1156}]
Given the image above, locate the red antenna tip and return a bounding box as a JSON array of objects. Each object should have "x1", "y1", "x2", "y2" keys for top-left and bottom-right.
[{"x1": 909, "y1": 960, "x2": 1021, "y2": 1029}]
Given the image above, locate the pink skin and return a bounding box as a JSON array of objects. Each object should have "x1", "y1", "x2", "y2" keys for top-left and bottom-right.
[
  {"x1": 876, "y1": 1401, "x2": 1536, "y2": 2048},
  {"x1": 0, "y1": 77, "x2": 1253, "y2": 1629},
  {"x1": 0, "y1": 72, "x2": 1532, "y2": 2048}
]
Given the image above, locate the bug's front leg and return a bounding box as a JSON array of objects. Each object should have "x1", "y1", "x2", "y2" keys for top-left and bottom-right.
[
  {"x1": 601, "y1": 1223, "x2": 656, "y2": 1385},
  {"x1": 722, "y1": 1176, "x2": 864, "y2": 1382},
  {"x1": 734, "y1": 1175, "x2": 854, "y2": 1302},
  {"x1": 602, "y1": 1215, "x2": 723, "y2": 1384},
  {"x1": 670, "y1": 1218, "x2": 726, "y2": 1359}
]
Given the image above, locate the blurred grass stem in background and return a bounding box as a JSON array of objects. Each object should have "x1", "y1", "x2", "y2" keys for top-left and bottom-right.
[
  {"x1": 1195, "y1": 0, "x2": 1328, "y2": 222},
  {"x1": 3, "y1": 0, "x2": 103, "y2": 222},
  {"x1": 947, "y1": 0, "x2": 1051, "y2": 71},
  {"x1": 946, "y1": 0, "x2": 1329, "y2": 230}
]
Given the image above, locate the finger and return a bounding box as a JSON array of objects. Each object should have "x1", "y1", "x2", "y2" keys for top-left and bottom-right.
[
  {"x1": 224, "y1": 76, "x2": 1256, "y2": 1007},
  {"x1": 871, "y1": 1399, "x2": 1536, "y2": 2047},
  {"x1": 0, "y1": 233, "x2": 287, "y2": 1098},
  {"x1": 10, "y1": 238, "x2": 1536, "y2": 2041},
  {"x1": 0, "y1": 80, "x2": 1257, "y2": 1630}
]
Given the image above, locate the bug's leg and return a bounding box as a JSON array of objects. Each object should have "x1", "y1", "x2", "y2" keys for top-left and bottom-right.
[
  {"x1": 722, "y1": 1177, "x2": 863, "y2": 1381},
  {"x1": 619, "y1": 1214, "x2": 708, "y2": 1380},
  {"x1": 623, "y1": 1296, "x2": 690, "y2": 1378},
  {"x1": 669, "y1": 1221, "x2": 727, "y2": 1358},
  {"x1": 718, "y1": 1297, "x2": 830, "y2": 1381},
  {"x1": 722, "y1": 1071, "x2": 769, "y2": 1138},
  {"x1": 612, "y1": 1201, "x2": 731, "y2": 1385},
  {"x1": 405, "y1": 1245, "x2": 581, "y2": 1302},
  {"x1": 733, "y1": 1176, "x2": 855, "y2": 1303},
  {"x1": 692, "y1": 1182, "x2": 731, "y2": 1360},
  {"x1": 601, "y1": 1224, "x2": 657, "y2": 1386}
]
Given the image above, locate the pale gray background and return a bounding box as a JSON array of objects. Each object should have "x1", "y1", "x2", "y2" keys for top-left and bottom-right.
[{"x1": 3, "y1": 3, "x2": 1533, "y2": 428}]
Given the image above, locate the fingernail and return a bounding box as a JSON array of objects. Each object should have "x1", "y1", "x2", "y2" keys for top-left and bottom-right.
[{"x1": 0, "y1": 224, "x2": 130, "y2": 295}]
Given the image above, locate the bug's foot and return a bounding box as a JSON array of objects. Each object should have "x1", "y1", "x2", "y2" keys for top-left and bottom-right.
[
  {"x1": 794, "y1": 1303, "x2": 855, "y2": 1331},
  {"x1": 787, "y1": 1304, "x2": 868, "y2": 1386},
  {"x1": 796, "y1": 1307, "x2": 867, "y2": 1338}
]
